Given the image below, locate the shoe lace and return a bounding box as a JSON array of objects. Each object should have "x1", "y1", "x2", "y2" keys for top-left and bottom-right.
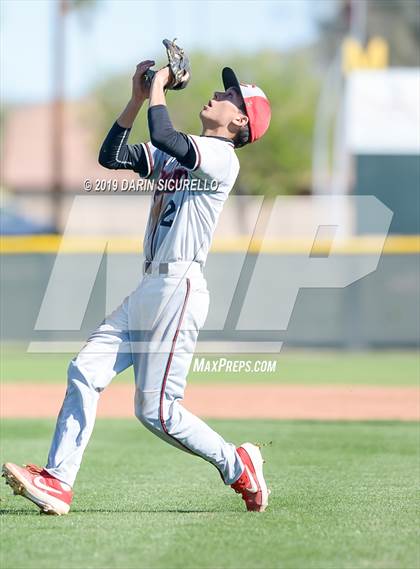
[{"x1": 24, "y1": 464, "x2": 43, "y2": 475}]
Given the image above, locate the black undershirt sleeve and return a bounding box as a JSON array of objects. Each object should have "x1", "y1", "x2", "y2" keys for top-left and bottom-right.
[
  {"x1": 147, "y1": 105, "x2": 197, "y2": 169},
  {"x1": 98, "y1": 122, "x2": 150, "y2": 177}
]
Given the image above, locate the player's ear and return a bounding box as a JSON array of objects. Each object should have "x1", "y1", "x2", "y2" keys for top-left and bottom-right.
[{"x1": 232, "y1": 114, "x2": 249, "y2": 128}]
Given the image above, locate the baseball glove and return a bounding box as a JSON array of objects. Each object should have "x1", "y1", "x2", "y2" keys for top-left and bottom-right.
[{"x1": 144, "y1": 38, "x2": 191, "y2": 91}]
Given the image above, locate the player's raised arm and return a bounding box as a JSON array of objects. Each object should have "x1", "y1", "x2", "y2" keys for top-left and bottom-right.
[
  {"x1": 118, "y1": 60, "x2": 155, "y2": 128},
  {"x1": 147, "y1": 66, "x2": 197, "y2": 169},
  {"x1": 98, "y1": 61, "x2": 155, "y2": 175}
]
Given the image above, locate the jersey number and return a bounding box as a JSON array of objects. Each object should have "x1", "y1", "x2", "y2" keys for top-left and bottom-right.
[{"x1": 160, "y1": 199, "x2": 176, "y2": 227}]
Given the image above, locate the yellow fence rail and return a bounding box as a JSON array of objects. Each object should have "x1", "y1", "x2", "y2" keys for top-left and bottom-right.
[{"x1": 1, "y1": 234, "x2": 419, "y2": 255}]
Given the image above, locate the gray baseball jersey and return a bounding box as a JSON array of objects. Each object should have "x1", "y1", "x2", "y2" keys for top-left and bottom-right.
[{"x1": 141, "y1": 135, "x2": 240, "y2": 265}]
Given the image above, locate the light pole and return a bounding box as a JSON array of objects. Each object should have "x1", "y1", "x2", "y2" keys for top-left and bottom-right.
[{"x1": 51, "y1": 0, "x2": 67, "y2": 233}]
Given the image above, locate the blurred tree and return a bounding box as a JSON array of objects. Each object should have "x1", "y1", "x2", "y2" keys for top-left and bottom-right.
[
  {"x1": 51, "y1": 0, "x2": 97, "y2": 231},
  {"x1": 92, "y1": 50, "x2": 320, "y2": 196},
  {"x1": 0, "y1": 104, "x2": 5, "y2": 146},
  {"x1": 70, "y1": 0, "x2": 96, "y2": 8},
  {"x1": 368, "y1": 0, "x2": 420, "y2": 66},
  {"x1": 315, "y1": 0, "x2": 420, "y2": 66}
]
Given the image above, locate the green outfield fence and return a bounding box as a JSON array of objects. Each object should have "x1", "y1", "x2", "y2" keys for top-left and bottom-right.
[{"x1": 0, "y1": 235, "x2": 419, "y2": 347}]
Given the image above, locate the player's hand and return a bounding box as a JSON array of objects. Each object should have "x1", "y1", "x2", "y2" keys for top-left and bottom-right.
[
  {"x1": 152, "y1": 65, "x2": 174, "y2": 89},
  {"x1": 131, "y1": 60, "x2": 155, "y2": 102}
]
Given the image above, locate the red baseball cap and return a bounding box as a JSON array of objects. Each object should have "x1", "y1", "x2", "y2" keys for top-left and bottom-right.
[{"x1": 222, "y1": 67, "x2": 271, "y2": 144}]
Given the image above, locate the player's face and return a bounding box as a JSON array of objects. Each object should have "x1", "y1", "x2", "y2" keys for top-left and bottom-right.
[{"x1": 200, "y1": 87, "x2": 247, "y2": 129}]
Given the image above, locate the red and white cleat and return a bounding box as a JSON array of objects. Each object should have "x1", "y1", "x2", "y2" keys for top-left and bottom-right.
[
  {"x1": 231, "y1": 443, "x2": 270, "y2": 512},
  {"x1": 2, "y1": 462, "x2": 73, "y2": 515}
]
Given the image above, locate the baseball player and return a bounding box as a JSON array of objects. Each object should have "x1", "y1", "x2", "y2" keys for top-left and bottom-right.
[{"x1": 3, "y1": 59, "x2": 271, "y2": 515}]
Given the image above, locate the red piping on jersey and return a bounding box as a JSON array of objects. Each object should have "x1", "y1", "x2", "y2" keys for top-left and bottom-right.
[
  {"x1": 189, "y1": 136, "x2": 202, "y2": 171},
  {"x1": 144, "y1": 143, "x2": 154, "y2": 177},
  {"x1": 148, "y1": 194, "x2": 163, "y2": 260},
  {"x1": 148, "y1": 158, "x2": 170, "y2": 259},
  {"x1": 159, "y1": 278, "x2": 192, "y2": 452},
  {"x1": 158, "y1": 278, "x2": 226, "y2": 480}
]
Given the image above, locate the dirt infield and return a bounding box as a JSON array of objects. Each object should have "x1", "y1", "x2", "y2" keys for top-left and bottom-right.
[{"x1": 1, "y1": 383, "x2": 419, "y2": 420}]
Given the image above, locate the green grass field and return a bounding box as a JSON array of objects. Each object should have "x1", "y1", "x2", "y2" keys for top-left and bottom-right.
[
  {"x1": 2, "y1": 346, "x2": 419, "y2": 568},
  {"x1": 1, "y1": 419, "x2": 419, "y2": 569},
  {"x1": 1, "y1": 345, "x2": 419, "y2": 385}
]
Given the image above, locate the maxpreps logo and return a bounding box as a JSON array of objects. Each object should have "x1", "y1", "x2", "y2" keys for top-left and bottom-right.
[
  {"x1": 31, "y1": 195, "x2": 393, "y2": 354},
  {"x1": 193, "y1": 358, "x2": 277, "y2": 373}
]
